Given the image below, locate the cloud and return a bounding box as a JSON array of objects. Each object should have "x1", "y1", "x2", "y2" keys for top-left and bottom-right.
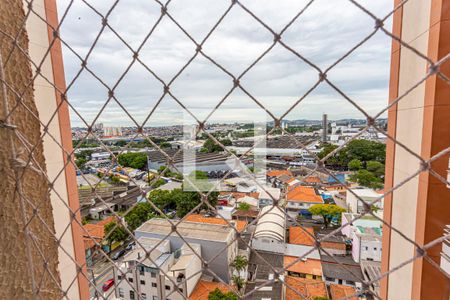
[{"x1": 58, "y1": 0, "x2": 393, "y2": 127}]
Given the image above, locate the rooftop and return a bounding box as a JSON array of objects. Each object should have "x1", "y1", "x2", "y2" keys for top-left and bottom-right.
[
  {"x1": 285, "y1": 276, "x2": 328, "y2": 300},
  {"x1": 266, "y1": 169, "x2": 293, "y2": 177},
  {"x1": 287, "y1": 186, "x2": 324, "y2": 203},
  {"x1": 284, "y1": 256, "x2": 323, "y2": 276},
  {"x1": 254, "y1": 205, "x2": 286, "y2": 242},
  {"x1": 136, "y1": 219, "x2": 234, "y2": 242},
  {"x1": 329, "y1": 284, "x2": 359, "y2": 300},
  {"x1": 321, "y1": 261, "x2": 364, "y2": 283},
  {"x1": 289, "y1": 227, "x2": 315, "y2": 246},
  {"x1": 184, "y1": 214, "x2": 247, "y2": 233},
  {"x1": 189, "y1": 280, "x2": 232, "y2": 300}
]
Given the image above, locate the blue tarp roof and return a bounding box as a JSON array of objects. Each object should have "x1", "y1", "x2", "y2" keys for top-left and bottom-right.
[{"x1": 327, "y1": 173, "x2": 346, "y2": 184}]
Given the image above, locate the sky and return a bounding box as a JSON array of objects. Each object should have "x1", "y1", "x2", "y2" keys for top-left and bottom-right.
[{"x1": 58, "y1": 0, "x2": 393, "y2": 127}]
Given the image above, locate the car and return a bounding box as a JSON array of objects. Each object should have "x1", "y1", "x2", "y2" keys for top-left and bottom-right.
[
  {"x1": 102, "y1": 279, "x2": 114, "y2": 291},
  {"x1": 125, "y1": 242, "x2": 135, "y2": 251},
  {"x1": 112, "y1": 249, "x2": 126, "y2": 260}
]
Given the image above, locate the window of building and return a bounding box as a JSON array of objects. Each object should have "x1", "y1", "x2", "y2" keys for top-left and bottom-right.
[
  {"x1": 179, "y1": 288, "x2": 183, "y2": 293},
  {"x1": 151, "y1": 272, "x2": 156, "y2": 278},
  {"x1": 128, "y1": 277, "x2": 133, "y2": 283},
  {"x1": 141, "y1": 293, "x2": 147, "y2": 300},
  {"x1": 130, "y1": 291, "x2": 135, "y2": 300},
  {"x1": 165, "y1": 285, "x2": 171, "y2": 291},
  {"x1": 338, "y1": 279, "x2": 343, "y2": 285},
  {"x1": 152, "y1": 297, "x2": 158, "y2": 300},
  {"x1": 347, "y1": 280, "x2": 355, "y2": 285},
  {"x1": 118, "y1": 288, "x2": 124, "y2": 298},
  {"x1": 151, "y1": 283, "x2": 157, "y2": 288},
  {"x1": 140, "y1": 280, "x2": 145, "y2": 285},
  {"x1": 117, "y1": 275, "x2": 121, "y2": 280},
  {"x1": 365, "y1": 246, "x2": 369, "y2": 250},
  {"x1": 325, "y1": 277, "x2": 334, "y2": 281},
  {"x1": 374, "y1": 247, "x2": 377, "y2": 250},
  {"x1": 312, "y1": 275, "x2": 317, "y2": 280}
]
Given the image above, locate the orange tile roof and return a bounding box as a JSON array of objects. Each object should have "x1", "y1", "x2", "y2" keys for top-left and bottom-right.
[
  {"x1": 184, "y1": 214, "x2": 247, "y2": 232},
  {"x1": 287, "y1": 186, "x2": 323, "y2": 203},
  {"x1": 189, "y1": 280, "x2": 232, "y2": 300},
  {"x1": 267, "y1": 169, "x2": 293, "y2": 177},
  {"x1": 303, "y1": 176, "x2": 322, "y2": 184},
  {"x1": 329, "y1": 284, "x2": 359, "y2": 300},
  {"x1": 83, "y1": 223, "x2": 105, "y2": 239},
  {"x1": 284, "y1": 256, "x2": 323, "y2": 277},
  {"x1": 321, "y1": 241, "x2": 346, "y2": 250},
  {"x1": 289, "y1": 227, "x2": 315, "y2": 246},
  {"x1": 285, "y1": 276, "x2": 328, "y2": 300},
  {"x1": 83, "y1": 237, "x2": 96, "y2": 250},
  {"x1": 97, "y1": 216, "x2": 115, "y2": 226},
  {"x1": 219, "y1": 191, "x2": 260, "y2": 200}
]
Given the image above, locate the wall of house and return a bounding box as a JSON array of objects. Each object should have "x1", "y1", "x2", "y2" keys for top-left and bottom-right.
[
  {"x1": 359, "y1": 239, "x2": 382, "y2": 262},
  {"x1": 134, "y1": 232, "x2": 232, "y2": 283},
  {"x1": 252, "y1": 237, "x2": 286, "y2": 254}
]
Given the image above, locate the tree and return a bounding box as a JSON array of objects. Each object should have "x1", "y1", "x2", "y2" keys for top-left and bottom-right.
[
  {"x1": 238, "y1": 202, "x2": 251, "y2": 211},
  {"x1": 231, "y1": 255, "x2": 248, "y2": 273},
  {"x1": 117, "y1": 152, "x2": 148, "y2": 170},
  {"x1": 110, "y1": 175, "x2": 121, "y2": 184},
  {"x1": 348, "y1": 159, "x2": 362, "y2": 171},
  {"x1": 104, "y1": 222, "x2": 128, "y2": 251},
  {"x1": 349, "y1": 169, "x2": 383, "y2": 189},
  {"x1": 189, "y1": 170, "x2": 208, "y2": 180},
  {"x1": 366, "y1": 160, "x2": 385, "y2": 178},
  {"x1": 231, "y1": 275, "x2": 244, "y2": 290},
  {"x1": 314, "y1": 297, "x2": 330, "y2": 300},
  {"x1": 308, "y1": 204, "x2": 346, "y2": 228},
  {"x1": 124, "y1": 203, "x2": 155, "y2": 231},
  {"x1": 150, "y1": 178, "x2": 166, "y2": 188},
  {"x1": 208, "y1": 288, "x2": 237, "y2": 300},
  {"x1": 147, "y1": 189, "x2": 175, "y2": 210},
  {"x1": 159, "y1": 142, "x2": 171, "y2": 148}
]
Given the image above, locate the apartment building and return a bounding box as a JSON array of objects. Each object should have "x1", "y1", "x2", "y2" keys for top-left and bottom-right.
[
  {"x1": 114, "y1": 237, "x2": 202, "y2": 300},
  {"x1": 134, "y1": 219, "x2": 238, "y2": 283}
]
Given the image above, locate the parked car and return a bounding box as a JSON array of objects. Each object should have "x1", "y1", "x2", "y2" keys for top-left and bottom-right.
[
  {"x1": 102, "y1": 279, "x2": 114, "y2": 291},
  {"x1": 125, "y1": 242, "x2": 135, "y2": 251},
  {"x1": 112, "y1": 249, "x2": 126, "y2": 260}
]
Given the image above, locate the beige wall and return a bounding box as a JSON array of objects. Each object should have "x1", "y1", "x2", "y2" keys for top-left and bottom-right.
[
  {"x1": 388, "y1": 1, "x2": 431, "y2": 299},
  {"x1": 25, "y1": 0, "x2": 80, "y2": 298}
]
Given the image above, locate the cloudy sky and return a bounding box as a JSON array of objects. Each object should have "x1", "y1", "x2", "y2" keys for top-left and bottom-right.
[{"x1": 58, "y1": 0, "x2": 393, "y2": 127}]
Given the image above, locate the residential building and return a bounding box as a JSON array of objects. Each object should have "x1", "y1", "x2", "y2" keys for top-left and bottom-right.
[
  {"x1": 252, "y1": 206, "x2": 286, "y2": 254},
  {"x1": 284, "y1": 256, "x2": 323, "y2": 280},
  {"x1": 289, "y1": 227, "x2": 315, "y2": 246},
  {"x1": 135, "y1": 219, "x2": 238, "y2": 283},
  {"x1": 346, "y1": 188, "x2": 383, "y2": 218},
  {"x1": 286, "y1": 186, "x2": 324, "y2": 218},
  {"x1": 258, "y1": 187, "x2": 281, "y2": 208},
  {"x1": 321, "y1": 255, "x2": 364, "y2": 290},
  {"x1": 183, "y1": 214, "x2": 247, "y2": 233},
  {"x1": 341, "y1": 213, "x2": 382, "y2": 263},
  {"x1": 114, "y1": 237, "x2": 202, "y2": 300},
  {"x1": 315, "y1": 232, "x2": 347, "y2": 256},
  {"x1": 284, "y1": 276, "x2": 328, "y2": 300}
]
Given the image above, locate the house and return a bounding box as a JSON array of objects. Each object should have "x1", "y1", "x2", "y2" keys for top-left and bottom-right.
[
  {"x1": 286, "y1": 186, "x2": 324, "y2": 218},
  {"x1": 135, "y1": 219, "x2": 238, "y2": 283},
  {"x1": 258, "y1": 187, "x2": 281, "y2": 208},
  {"x1": 289, "y1": 227, "x2": 315, "y2": 246},
  {"x1": 346, "y1": 188, "x2": 383, "y2": 218},
  {"x1": 329, "y1": 284, "x2": 359, "y2": 300},
  {"x1": 114, "y1": 237, "x2": 202, "y2": 300},
  {"x1": 341, "y1": 213, "x2": 382, "y2": 263},
  {"x1": 252, "y1": 205, "x2": 286, "y2": 254},
  {"x1": 284, "y1": 256, "x2": 323, "y2": 280},
  {"x1": 321, "y1": 255, "x2": 364, "y2": 290},
  {"x1": 284, "y1": 276, "x2": 328, "y2": 300},
  {"x1": 83, "y1": 216, "x2": 115, "y2": 265}
]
